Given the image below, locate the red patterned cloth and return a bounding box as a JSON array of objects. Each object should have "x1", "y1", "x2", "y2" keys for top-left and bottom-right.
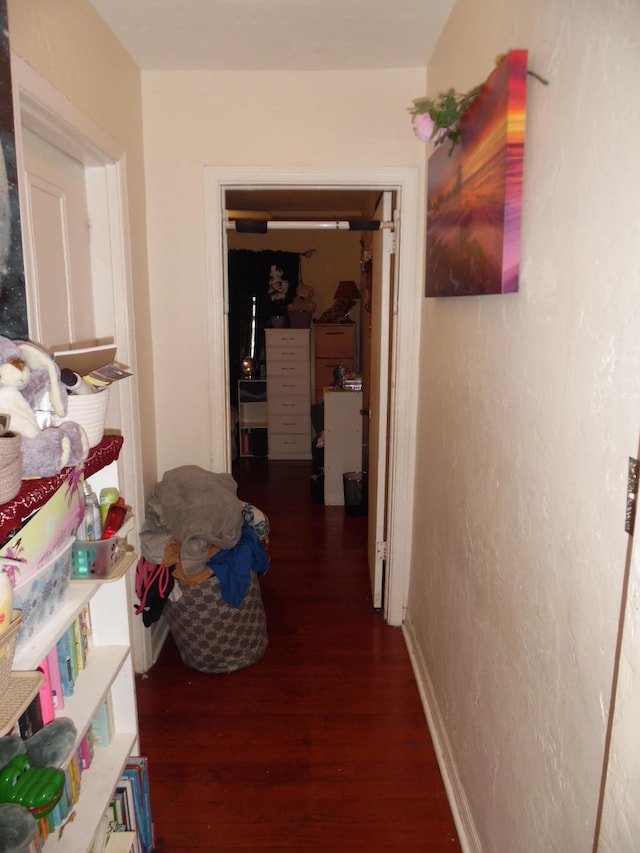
[{"x1": 0, "y1": 435, "x2": 123, "y2": 545}]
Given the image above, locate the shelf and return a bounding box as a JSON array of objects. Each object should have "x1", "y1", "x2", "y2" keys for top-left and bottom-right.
[
  {"x1": 43, "y1": 731, "x2": 137, "y2": 852},
  {"x1": 0, "y1": 670, "x2": 44, "y2": 735},
  {"x1": 54, "y1": 645, "x2": 131, "y2": 741},
  {"x1": 13, "y1": 583, "x2": 97, "y2": 671},
  {"x1": 0, "y1": 436, "x2": 124, "y2": 545}
]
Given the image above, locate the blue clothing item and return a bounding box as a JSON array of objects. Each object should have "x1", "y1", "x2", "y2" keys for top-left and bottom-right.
[{"x1": 207, "y1": 523, "x2": 269, "y2": 608}]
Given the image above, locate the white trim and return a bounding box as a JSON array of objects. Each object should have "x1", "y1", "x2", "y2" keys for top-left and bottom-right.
[
  {"x1": 11, "y1": 54, "x2": 149, "y2": 672},
  {"x1": 204, "y1": 165, "x2": 422, "y2": 626},
  {"x1": 403, "y1": 617, "x2": 482, "y2": 853}
]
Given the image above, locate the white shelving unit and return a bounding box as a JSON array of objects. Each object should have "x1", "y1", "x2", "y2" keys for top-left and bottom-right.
[
  {"x1": 0, "y1": 445, "x2": 142, "y2": 852},
  {"x1": 11, "y1": 545, "x2": 139, "y2": 851}
]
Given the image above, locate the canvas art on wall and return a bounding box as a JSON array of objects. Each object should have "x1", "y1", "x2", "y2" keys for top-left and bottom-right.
[
  {"x1": 425, "y1": 50, "x2": 528, "y2": 298},
  {"x1": 0, "y1": 0, "x2": 27, "y2": 338}
]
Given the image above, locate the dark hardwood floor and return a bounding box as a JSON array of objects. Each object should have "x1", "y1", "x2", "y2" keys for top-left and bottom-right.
[{"x1": 135, "y1": 459, "x2": 460, "y2": 851}]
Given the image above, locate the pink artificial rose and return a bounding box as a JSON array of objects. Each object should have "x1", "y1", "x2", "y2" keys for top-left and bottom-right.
[
  {"x1": 412, "y1": 113, "x2": 435, "y2": 142},
  {"x1": 412, "y1": 114, "x2": 453, "y2": 147}
]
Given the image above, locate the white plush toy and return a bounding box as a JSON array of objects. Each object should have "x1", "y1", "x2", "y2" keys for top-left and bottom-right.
[{"x1": 0, "y1": 336, "x2": 89, "y2": 478}]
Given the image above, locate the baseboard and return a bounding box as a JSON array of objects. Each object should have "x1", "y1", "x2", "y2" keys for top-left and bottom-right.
[{"x1": 403, "y1": 617, "x2": 483, "y2": 853}]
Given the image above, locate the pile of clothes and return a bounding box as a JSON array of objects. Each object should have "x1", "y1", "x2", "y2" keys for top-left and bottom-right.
[{"x1": 135, "y1": 465, "x2": 270, "y2": 673}]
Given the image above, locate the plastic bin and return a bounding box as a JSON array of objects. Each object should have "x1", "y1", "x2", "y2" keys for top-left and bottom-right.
[
  {"x1": 71, "y1": 537, "x2": 125, "y2": 579},
  {"x1": 343, "y1": 471, "x2": 368, "y2": 516}
]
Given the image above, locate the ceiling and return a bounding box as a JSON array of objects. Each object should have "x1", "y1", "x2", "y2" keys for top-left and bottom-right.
[
  {"x1": 87, "y1": 0, "x2": 453, "y2": 220},
  {"x1": 87, "y1": 0, "x2": 454, "y2": 72}
]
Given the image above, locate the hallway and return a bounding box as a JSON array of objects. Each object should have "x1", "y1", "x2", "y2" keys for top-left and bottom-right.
[{"x1": 135, "y1": 460, "x2": 461, "y2": 851}]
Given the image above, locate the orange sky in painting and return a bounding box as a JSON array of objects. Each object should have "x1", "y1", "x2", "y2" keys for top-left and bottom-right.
[{"x1": 426, "y1": 50, "x2": 528, "y2": 297}]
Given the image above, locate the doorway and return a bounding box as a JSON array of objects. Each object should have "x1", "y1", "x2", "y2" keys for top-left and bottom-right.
[{"x1": 204, "y1": 166, "x2": 423, "y2": 626}]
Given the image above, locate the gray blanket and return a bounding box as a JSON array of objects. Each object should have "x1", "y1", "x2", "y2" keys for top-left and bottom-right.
[{"x1": 139, "y1": 466, "x2": 244, "y2": 574}]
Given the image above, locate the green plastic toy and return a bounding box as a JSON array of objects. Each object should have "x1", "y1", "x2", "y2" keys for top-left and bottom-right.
[{"x1": 0, "y1": 755, "x2": 64, "y2": 818}]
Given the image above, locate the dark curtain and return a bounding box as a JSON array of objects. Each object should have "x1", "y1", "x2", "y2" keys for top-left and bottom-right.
[{"x1": 227, "y1": 250, "x2": 299, "y2": 407}]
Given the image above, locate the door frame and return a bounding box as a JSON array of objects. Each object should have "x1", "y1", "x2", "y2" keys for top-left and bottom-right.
[
  {"x1": 11, "y1": 54, "x2": 150, "y2": 669},
  {"x1": 204, "y1": 166, "x2": 422, "y2": 625}
]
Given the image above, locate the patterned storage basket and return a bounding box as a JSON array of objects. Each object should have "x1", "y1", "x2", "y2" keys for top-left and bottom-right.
[
  {"x1": 162, "y1": 571, "x2": 267, "y2": 673},
  {"x1": 0, "y1": 611, "x2": 22, "y2": 693}
]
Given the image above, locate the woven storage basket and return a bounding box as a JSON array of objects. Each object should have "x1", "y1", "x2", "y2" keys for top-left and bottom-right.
[
  {"x1": 0, "y1": 433, "x2": 22, "y2": 504},
  {"x1": 163, "y1": 571, "x2": 267, "y2": 673},
  {"x1": 59, "y1": 386, "x2": 110, "y2": 447},
  {"x1": 0, "y1": 611, "x2": 22, "y2": 693}
]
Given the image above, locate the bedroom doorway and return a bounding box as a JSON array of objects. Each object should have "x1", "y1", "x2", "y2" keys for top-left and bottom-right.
[{"x1": 204, "y1": 166, "x2": 422, "y2": 626}]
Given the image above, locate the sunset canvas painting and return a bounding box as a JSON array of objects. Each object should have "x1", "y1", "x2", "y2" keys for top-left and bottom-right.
[{"x1": 425, "y1": 50, "x2": 528, "y2": 297}]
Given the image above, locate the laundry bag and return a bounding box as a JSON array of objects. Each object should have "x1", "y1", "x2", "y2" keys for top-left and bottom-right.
[{"x1": 162, "y1": 570, "x2": 267, "y2": 673}]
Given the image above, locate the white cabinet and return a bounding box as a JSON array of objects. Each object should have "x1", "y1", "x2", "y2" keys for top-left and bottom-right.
[
  {"x1": 265, "y1": 329, "x2": 311, "y2": 460},
  {"x1": 323, "y1": 389, "x2": 363, "y2": 505},
  {"x1": 238, "y1": 380, "x2": 268, "y2": 457}
]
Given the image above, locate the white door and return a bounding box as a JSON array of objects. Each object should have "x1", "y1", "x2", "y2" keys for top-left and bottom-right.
[
  {"x1": 21, "y1": 127, "x2": 94, "y2": 348},
  {"x1": 367, "y1": 191, "x2": 393, "y2": 609}
]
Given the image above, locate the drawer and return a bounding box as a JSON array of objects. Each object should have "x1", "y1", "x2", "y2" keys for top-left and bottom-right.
[
  {"x1": 268, "y1": 396, "x2": 310, "y2": 417},
  {"x1": 315, "y1": 325, "x2": 355, "y2": 358},
  {"x1": 266, "y1": 329, "x2": 310, "y2": 348},
  {"x1": 269, "y1": 413, "x2": 310, "y2": 434},
  {"x1": 268, "y1": 432, "x2": 311, "y2": 459},
  {"x1": 315, "y1": 358, "x2": 354, "y2": 389},
  {"x1": 265, "y1": 330, "x2": 309, "y2": 361},
  {"x1": 267, "y1": 360, "x2": 310, "y2": 378},
  {"x1": 267, "y1": 344, "x2": 308, "y2": 363},
  {"x1": 268, "y1": 375, "x2": 310, "y2": 396}
]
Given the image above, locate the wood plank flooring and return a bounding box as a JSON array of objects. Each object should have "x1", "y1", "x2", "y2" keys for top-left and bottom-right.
[{"x1": 135, "y1": 459, "x2": 461, "y2": 851}]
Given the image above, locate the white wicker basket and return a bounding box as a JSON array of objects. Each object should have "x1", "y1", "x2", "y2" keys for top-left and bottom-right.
[
  {"x1": 59, "y1": 386, "x2": 110, "y2": 447},
  {"x1": 0, "y1": 611, "x2": 22, "y2": 693}
]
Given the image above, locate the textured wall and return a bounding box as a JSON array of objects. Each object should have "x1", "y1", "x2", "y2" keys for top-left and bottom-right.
[{"x1": 407, "y1": 0, "x2": 640, "y2": 850}]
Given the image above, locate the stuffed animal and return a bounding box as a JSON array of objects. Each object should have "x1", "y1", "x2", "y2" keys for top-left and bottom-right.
[
  {"x1": 0, "y1": 336, "x2": 89, "y2": 478},
  {"x1": 287, "y1": 281, "x2": 316, "y2": 315},
  {"x1": 0, "y1": 719, "x2": 76, "y2": 853}
]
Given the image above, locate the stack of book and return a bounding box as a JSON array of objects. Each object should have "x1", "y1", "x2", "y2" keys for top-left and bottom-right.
[{"x1": 89, "y1": 757, "x2": 154, "y2": 853}]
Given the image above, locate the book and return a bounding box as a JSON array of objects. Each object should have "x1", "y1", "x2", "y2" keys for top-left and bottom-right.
[
  {"x1": 92, "y1": 696, "x2": 113, "y2": 747},
  {"x1": 126, "y1": 756, "x2": 154, "y2": 852},
  {"x1": 37, "y1": 655, "x2": 55, "y2": 725},
  {"x1": 66, "y1": 623, "x2": 79, "y2": 682},
  {"x1": 18, "y1": 693, "x2": 44, "y2": 738},
  {"x1": 56, "y1": 630, "x2": 75, "y2": 697},
  {"x1": 46, "y1": 645, "x2": 64, "y2": 711},
  {"x1": 73, "y1": 614, "x2": 87, "y2": 671}
]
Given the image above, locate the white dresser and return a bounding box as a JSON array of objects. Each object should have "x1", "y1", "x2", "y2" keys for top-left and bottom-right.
[{"x1": 265, "y1": 328, "x2": 312, "y2": 459}]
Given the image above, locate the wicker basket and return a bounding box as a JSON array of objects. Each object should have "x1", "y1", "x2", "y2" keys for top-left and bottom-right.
[
  {"x1": 59, "y1": 386, "x2": 110, "y2": 447},
  {"x1": 0, "y1": 434, "x2": 23, "y2": 504},
  {"x1": 0, "y1": 611, "x2": 22, "y2": 693}
]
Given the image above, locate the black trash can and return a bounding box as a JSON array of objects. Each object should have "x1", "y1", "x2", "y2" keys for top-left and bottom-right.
[
  {"x1": 310, "y1": 472, "x2": 324, "y2": 505},
  {"x1": 343, "y1": 471, "x2": 368, "y2": 516}
]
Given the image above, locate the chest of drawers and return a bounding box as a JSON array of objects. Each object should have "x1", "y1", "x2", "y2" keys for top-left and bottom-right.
[
  {"x1": 313, "y1": 323, "x2": 356, "y2": 403},
  {"x1": 265, "y1": 329, "x2": 311, "y2": 459}
]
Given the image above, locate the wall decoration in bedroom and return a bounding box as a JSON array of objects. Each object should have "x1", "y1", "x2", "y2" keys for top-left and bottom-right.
[
  {"x1": 423, "y1": 50, "x2": 528, "y2": 298},
  {"x1": 0, "y1": 0, "x2": 27, "y2": 337}
]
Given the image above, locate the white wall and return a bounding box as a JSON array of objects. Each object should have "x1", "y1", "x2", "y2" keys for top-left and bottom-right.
[
  {"x1": 406, "y1": 1, "x2": 640, "y2": 851},
  {"x1": 140, "y1": 68, "x2": 425, "y2": 474}
]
